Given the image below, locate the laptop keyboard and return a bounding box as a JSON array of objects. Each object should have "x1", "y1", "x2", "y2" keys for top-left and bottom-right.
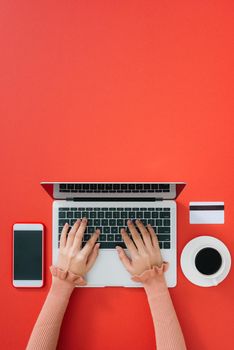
[
  {"x1": 58, "y1": 207, "x2": 171, "y2": 249},
  {"x1": 59, "y1": 183, "x2": 170, "y2": 193}
]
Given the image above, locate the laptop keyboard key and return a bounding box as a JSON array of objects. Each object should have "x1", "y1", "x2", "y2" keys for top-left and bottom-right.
[
  {"x1": 107, "y1": 235, "x2": 114, "y2": 241},
  {"x1": 164, "y1": 219, "x2": 171, "y2": 226},
  {"x1": 158, "y1": 227, "x2": 170, "y2": 234},
  {"x1": 157, "y1": 234, "x2": 170, "y2": 241},
  {"x1": 115, "y1": 234, "x2": 122, "y2": 241},
  {"x1": 99, "y1": 234, "x2": 106, "y2": 241},
  {"x1": 84, "y1": 234, "x2": 91, "y2": 241},
  {"x1": 136, "y1": 212, "x2": 143, "y2": 219},
  {"x1": 87, "y1": 226, "x2": 93, "y2": 233},
  {"x1": 164, "y1": 242, "x2": 171, "y2": 249},
  {"x1": 160, "y1": 212, "x2": 170, "y2": 218},
  {"x1": 101, "y1": 219, "x2": 108, "y2": 226},
  {"x1": 111, "y1": 227, "x2": 118, "y2": 234},
  {"x1": 109, "y1": 219, "x2": 116, "y2": 226},
  {"x1": 94, "y1": 219, "x2": 100, "y2": 226},
  {"x1": 156, "y1": 219, "x2": 162, "y2": 226},
  {"x1": 129, "y1": 211, "x2": 135, "y2": 219},
  {"x1": 117, "y1": 219, "x2": 124, "y2": 226},
  {"x1": 59, "y1": 219, "x2": 67, "y2": 226},
  {"x1": 148, "y1": 219, "x2": 155, "y2": 226},
  {"x1": 86, "y1": 219, "x2": 92, "y2": 225},
  {"x1": 99, "y1": 242, "x2": 126, "y2": 249}
]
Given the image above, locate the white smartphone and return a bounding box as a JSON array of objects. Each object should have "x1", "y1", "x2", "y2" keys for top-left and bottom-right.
[{"x1": 13, "y1": 223, "x2": 44, "y2": 287}]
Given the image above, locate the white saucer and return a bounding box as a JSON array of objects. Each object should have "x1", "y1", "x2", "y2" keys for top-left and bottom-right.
[{"x1": 180, "y1": 236, "x2": 231, "y2": 287}]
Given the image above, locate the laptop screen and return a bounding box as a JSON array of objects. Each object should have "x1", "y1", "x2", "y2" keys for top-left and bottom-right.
[{"x1": 40, "y1": 182, "x2": 186, "y2": 200}]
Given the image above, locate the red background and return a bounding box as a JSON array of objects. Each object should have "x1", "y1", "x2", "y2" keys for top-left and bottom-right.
[{"x1": 0, "y1": 1, "x2": 233, "y2": 349}]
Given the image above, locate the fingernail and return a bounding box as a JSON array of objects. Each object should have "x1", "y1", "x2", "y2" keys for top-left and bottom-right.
[
  {"x1": 96, "y1": 243, "x2": 100, "y2": 248},
  {"x1": 127, "y1": 219, "x2": 131, "y2": 224},
  {"x1": 83, "y1": 217, "x2": 87, "y2": 221}
]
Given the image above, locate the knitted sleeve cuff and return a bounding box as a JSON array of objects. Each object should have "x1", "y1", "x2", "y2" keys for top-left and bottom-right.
[
  {"x1": 49, "y1": 265, "x2": 87, "y2": 286},
  {"x1": 131, "y1": 261, "x2": 169, "y2": 283}
]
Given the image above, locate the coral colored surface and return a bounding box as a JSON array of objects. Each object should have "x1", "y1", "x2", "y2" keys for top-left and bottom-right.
[{"x1": 0, "y1": 1, "x2": 233, "y2": 349}]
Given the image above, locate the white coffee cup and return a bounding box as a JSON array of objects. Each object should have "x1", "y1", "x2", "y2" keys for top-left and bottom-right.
[{"x1": 181, "y1": 236, "x2": 231, "y2": 287}]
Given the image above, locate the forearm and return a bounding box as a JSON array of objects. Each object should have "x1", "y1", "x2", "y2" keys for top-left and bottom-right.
[
  {"x1": 144, "y1": 275, "x2": 187, "y2": 350},
  {"x1": 26, "y1": 278, "x2": 74, "y2": 350}
]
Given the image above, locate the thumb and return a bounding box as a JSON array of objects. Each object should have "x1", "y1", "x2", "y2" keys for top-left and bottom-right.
[{"x1": 116, "y1": 246, "x2": 132, "y2": 272}]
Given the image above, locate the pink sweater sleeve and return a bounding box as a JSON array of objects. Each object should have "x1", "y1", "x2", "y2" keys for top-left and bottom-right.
[
  {"x1": 132, "y1": 262, "x2": 187, "y2": 350},
  {"x1": 26, "y1": 266, "x2": 86, "y2": 350},
  {"x1": 26, "y1": 264, "x2": 186, "y2": 350}
]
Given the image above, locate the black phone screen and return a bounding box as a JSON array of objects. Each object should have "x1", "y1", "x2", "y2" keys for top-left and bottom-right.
[{"x1": 14, "y1": 230, "x2": 42, "y2": 280}]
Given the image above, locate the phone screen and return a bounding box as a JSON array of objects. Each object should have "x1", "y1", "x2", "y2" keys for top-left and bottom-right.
[{"x1": 14, "y1": 230, "x2": 42, "y2": 280}]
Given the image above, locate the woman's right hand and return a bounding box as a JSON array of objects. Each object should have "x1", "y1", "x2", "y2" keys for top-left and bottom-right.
[
  {"x1": 116, "y1": 219, "x2": 164, "y2": 276},
  {"x1": 56, "y1": 218, "x2": 100, "y2": 277}
]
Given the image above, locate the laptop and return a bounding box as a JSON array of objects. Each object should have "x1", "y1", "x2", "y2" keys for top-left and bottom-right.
[{"x1": 41, "y1": 182, "x2": 186, "y2": 287}]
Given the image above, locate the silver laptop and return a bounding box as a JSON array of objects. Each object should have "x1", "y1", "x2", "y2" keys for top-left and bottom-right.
[{"x1": 41, "y1": 182, "x2": 186, "y2": 288}]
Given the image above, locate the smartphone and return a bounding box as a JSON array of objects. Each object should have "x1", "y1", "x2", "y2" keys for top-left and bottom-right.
[{"x1": 13, "y1": 223, "x2": 44, "y2": 287}]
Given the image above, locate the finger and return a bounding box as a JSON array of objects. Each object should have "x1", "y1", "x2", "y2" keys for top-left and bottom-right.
[
  {"x1": 116, "y1": 246, "x2": 132, "y2": 272},
  {"x1": 120, "y1": 228, "x2": 138, "y2": 256},
  {"x1": 60, "y1": 223, "x2": 69, "y2": 248},
  {"x1": 147, "y1": 224, "x2": 160, "y2": 249},
  {"x1": 66, "y1": 219, "x2": 81, "y2": 248},
  {"x1": 86, "y1": 243, "x2": 100, "y2": 271},
  {"x1": 127, "y1": 220, "x2": 145, "y2": 253},
  {"x1": 80, "y1": 229, "x2": 100, "y2": 257},
  {"x1": 72, "y1": 218, "x2": 87, "y2": 251},
  {"x1": 71, "y1": 217, "x2": 88, "y2": 249},
  {"x1": 135, "y1": 219, "x2": 152, "y2": 249}
]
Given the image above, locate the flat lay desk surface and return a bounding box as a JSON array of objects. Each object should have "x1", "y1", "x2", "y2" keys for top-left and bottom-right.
[{"x1": 0, "y1": 1, "x2": 233, "y2": 349}]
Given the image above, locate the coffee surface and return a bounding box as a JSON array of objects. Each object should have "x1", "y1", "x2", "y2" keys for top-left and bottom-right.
[{"x1": 195, "y1": 247, "x2": 222, "y2": 275}]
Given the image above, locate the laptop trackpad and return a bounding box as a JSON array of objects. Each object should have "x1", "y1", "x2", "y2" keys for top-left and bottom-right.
[{"x1": 85, "y1": 249, "x2": 137, "y2": 287}]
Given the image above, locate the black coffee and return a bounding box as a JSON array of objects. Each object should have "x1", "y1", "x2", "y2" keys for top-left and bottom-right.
[{"x1": 195, "y1": 248, "x2": 222, "y2": 275}]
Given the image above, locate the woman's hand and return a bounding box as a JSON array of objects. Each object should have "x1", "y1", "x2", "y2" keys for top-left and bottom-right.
[
  {"x1": 56, "y1": 218, "x2": 100, "y2": 277},
  {"x1": 116, "y1": 219, "x2": 163, "y2": 276}
]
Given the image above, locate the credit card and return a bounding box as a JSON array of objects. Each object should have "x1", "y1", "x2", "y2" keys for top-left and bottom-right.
[{"x1": 189, "y1": 202, "x2": 224, "y2": 224}]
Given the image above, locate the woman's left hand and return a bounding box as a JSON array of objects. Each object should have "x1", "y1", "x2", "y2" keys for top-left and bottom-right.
[{"x1": 56, "y1": 218, "x2": 100, "y2": 277}]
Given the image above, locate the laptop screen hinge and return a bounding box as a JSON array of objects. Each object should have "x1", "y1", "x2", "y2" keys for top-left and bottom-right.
[{"x1": 66, "y1": 197, "x2": 164, "y2": 202}]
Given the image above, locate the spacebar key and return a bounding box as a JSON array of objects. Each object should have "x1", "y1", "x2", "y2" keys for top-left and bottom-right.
[{"x1": 100, "y1": 242, "x2": 126, "y2": 249}]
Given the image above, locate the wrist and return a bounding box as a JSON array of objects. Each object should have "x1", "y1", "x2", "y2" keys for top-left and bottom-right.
[
  {"x1": 131, "y1": 262, "x2": 169, "y2": 298},
  {"x1": 143, "y1": 273, "x2": 168, "y2": 297},
  {"x1": 50, "y1": 276, "x2": 75, "y2": 299}
]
